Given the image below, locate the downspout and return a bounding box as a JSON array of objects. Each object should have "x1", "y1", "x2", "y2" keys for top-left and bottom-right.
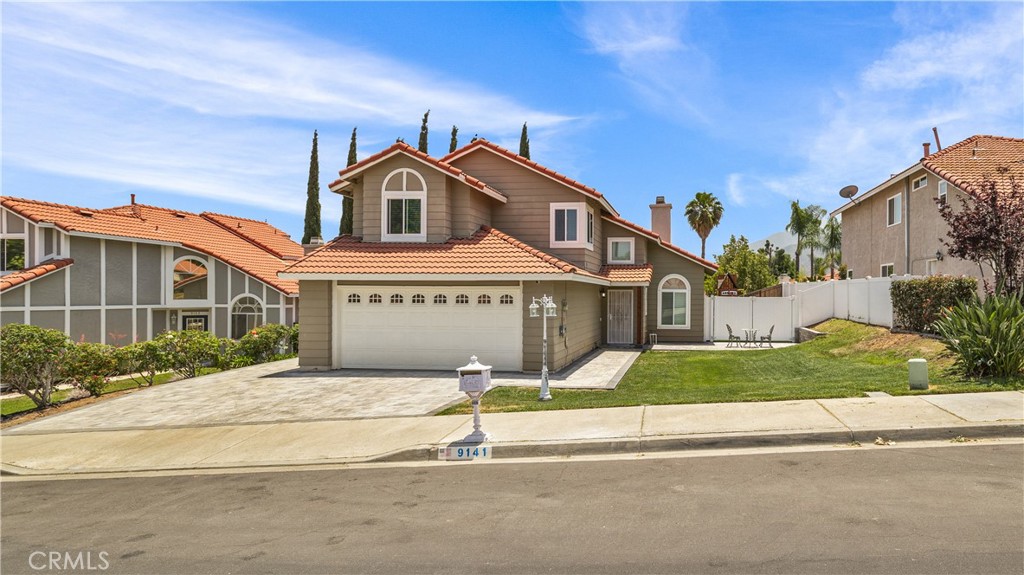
[{"x1": 903, "y1": 177, "x2": 910, "y2": 275}]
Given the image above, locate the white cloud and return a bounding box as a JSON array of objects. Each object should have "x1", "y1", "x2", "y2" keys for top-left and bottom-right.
[
  {"x1": 572, "y1": 3, "x2": 717, "y2": 125},
  {"x1": 726, "y1": 173, "x2": 747, "y2": 207},
  {"x1": 1, "y1": 3, "x2": 577, "y2": 215},
  {"x1": 740, "y1": 3, "x2": 1023, "y2": 207}
]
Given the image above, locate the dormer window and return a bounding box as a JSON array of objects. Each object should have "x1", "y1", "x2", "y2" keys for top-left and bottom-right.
[
  {"x1": 550, "y1": 202, "x2": 595, "y2": 249},
  {"x1": 382, "y1": 168, "x2": 427, "y2": 242}
]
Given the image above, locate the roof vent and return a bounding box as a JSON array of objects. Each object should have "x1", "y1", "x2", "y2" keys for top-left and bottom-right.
[
  {"x1": 237, "y1": 222, "x2": 243, "y2": 228},
  {"x1": 77, "y1": 209, "x2": 94, "y2": 217},
  {"x1": 173, "y1": 212, "x2": 186, "y2": 218}
]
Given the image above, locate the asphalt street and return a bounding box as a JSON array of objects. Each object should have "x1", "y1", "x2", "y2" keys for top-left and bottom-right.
[{"x1": 2, "y1": 443, "x2": 1022, "y2": 575}]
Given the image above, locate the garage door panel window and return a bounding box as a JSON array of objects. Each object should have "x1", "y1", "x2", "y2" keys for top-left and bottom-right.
[
  {"x1": 434, "y1": 294, "x2": 447, "y2": 305},
  {"x1": 500, "y1": 294, "x2": 514, "y2": 305},
  {"x1": 390, "y1": 294, "x2": 403, "y2": 304},
  {"x1": 456, "y1": 294, "x2": 469, "y2": 304},
  {"x1": 657, "y1": 275, "x2": 690, "y2": 329},
  {"x1": 348, "y1": 294, "x2": 360, "y2": 304},
  {"x1": 478, "y1": 294, "x2": 491, "y2": 305},
  {"x1": 369, "y1": 293, "x2": 382, "y2": 304},
  {"x1": 412, "y1": 294, "x2": 426, "y2": 304}
]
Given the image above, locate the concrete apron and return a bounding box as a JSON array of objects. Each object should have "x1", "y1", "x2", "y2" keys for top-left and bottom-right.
[{"x1": 3, "y1": 392, "x2": 1021, "y2": 476}]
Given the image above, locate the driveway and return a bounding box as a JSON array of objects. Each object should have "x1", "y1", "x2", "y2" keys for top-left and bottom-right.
[{"x1": 6, "y1": 350, "x2": 639, "y2": 434}]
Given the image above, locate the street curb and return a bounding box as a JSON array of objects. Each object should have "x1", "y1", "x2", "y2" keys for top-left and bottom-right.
[{"x1": 3, "y1": 423, "x2": 1021, "y2": 477}]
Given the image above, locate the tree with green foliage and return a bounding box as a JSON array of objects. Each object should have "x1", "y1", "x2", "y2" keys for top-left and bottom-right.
[
  {"x1": 155, "y1": 329, "x2": 221, "y2": 379},
  {"x1": 822, "y1": 215, "x2": 842, "y2": 279},
  {"x1": 302, "y1": 130, "x2": 321, "y2": 244},
  {"x1": 418, "y1": 110, "x2": 430, "y2": 153},
  {"x1": 0, "y1": 324, "x2": 73, "y2": 408},
  {"x1": 449, "y1": 125, "x2": 459, "y2": 154},
  {"x1": 519, "y1": 122, "x2": 530, "y2": 159},
  {"x1": 684, "y1": 191, "x2": 724, "y2": 259},
  {"x1": 771, "y1": 248, "x2": 796, "y2": 277},
  {"x1": 340, "y1": 127, "x2": 357, "y2": 236},
  {"x1": 786, "y1": 201, "x2": 811, "y2": 278},
  {"x1": 802, "y1": 204, "x2": 827, "y2": 280},
  {"x1": 707, "y1": 235, "x2": 776, "y2": 295}
]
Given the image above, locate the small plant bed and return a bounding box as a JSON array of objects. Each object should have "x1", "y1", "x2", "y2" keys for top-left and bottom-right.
[{"x1": 438, "y1": 319, "x2": 1023, "y2": 415}]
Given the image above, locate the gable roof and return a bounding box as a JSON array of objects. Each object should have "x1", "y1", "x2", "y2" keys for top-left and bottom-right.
[
  {"x1": 0, "y1": 258, "x2": 74, "y2": 293},
  {"x1": 832, "y1": 134, "x2": 1024, "y2": 216},
  {"x1": 442, "y1": 139, "x2": 619, "y2": 217},
  {"x1": 327, "y1": 141, "x2": 507, "y2": 203},
  {"x1": 602, "y1": 215, "x2": 718, "y2": 271},
  {"x1": 202, "y1": 212, "x2": 305, "y2": 260},
  {"x1": 922, "y1": 135, "x2": 1024, "y2": 195},
  {"x1": 280, "y1": 226, "x2": 608, "y2": 284},
  {"x1": 1, "y1": 197, "x2": 300, "y2": 295}
]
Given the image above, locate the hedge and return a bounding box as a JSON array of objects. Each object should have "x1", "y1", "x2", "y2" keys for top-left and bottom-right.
[{"x1": 890, "y1": 276, "x2": 978, "y2": 333}]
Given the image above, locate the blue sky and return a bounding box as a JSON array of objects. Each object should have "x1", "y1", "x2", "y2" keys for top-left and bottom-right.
[{"x1": 3, "y1": 1, "x2": 1022, "y2": 260}]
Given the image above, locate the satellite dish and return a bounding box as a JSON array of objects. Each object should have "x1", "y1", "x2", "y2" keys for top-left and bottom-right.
[{"x1": 839, "y1": 185, "x2": 859, "y2": 199}]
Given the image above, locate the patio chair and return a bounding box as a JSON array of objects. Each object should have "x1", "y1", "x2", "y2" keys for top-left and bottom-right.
[
  {"x1": 760, "y1": 325, "x2": 775, "y2": 348},
  {"x1": 725, "y1": 324, "x2": 741, "y2": 348}
]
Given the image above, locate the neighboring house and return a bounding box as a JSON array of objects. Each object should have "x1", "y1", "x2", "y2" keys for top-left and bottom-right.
[
  {"x1": 716, "y1": 273, "x2": 740, "y2": 296},
  {"x1": 280, "y1": 140, "x2": 717, "y2": 372},
  {"x1": 832, "y1": 134, "x2": 1023, "y2": 282},
  {"x1": 0, "y1": 196, "x2": 301, "y2": 344}
]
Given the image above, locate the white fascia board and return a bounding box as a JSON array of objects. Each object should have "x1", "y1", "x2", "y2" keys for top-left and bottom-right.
[
  {"x1": 831, "y1": 163, "x2": 922, "y2": 217},
  {"x1": 279, "y1": 272, "x2": 611, "y2": 286},
  {"x1": 67, "y1": 230, "x2": 181, "y2": 247}
]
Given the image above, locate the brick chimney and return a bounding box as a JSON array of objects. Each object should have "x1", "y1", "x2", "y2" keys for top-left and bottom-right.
[
  {"x1": 922, "y1": 142, "x2": 931, "y2": 158},
  {"x1": 650, "y1": 196, "x2": 672, "y2": 244}
]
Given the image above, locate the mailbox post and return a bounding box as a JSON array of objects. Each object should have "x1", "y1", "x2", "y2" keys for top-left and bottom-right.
[{"x1": 457, "y1": 356, "x2": 492, "y2": 442}]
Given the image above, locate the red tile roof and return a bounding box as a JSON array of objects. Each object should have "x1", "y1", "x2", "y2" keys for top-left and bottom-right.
[
  {"x1": 602, "y1": 215, "x2": 718, "y2": 271},
  {"x1": 442, "y1": 139, "x2": 616, "y2": 214},
  {"x1": 923, "y1": 135, "x2": 1024, "y2": 196},
  {"x1": 1, "y1": 197, "x2": 300, "y2": 295},
  {"x1": 201, "y1": 212, "x2": 305, "y2": 260},
  {"x1": 328, "y1": 142, "x2": 506, "y2": 201},
  {"x1": 281, "y1": 226, "x2": 603, "y2": 281},
  {"x1": 599, "y1": 264, "x2": 653, "y2": 284},
  {"x1": 0, "y1": 258, "x2": 74, "y2": 292}
]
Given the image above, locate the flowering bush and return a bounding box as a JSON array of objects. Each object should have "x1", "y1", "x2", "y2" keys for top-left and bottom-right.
[
  {"x1": 0, "y1": 324, "x2": 73, "y2": 408},
  {"x1": 118, "y1": 339, "x2": 170, "y2": 387},
  {"x1": 933, "y1": 292, "x2": 1024, "y2": 379},
  {"x1": 891, "y1": 276, "x2": 977, "y2": 333},
  {"x1": 228, "y1": 323, "x2": 294, "y2": 367},
  {"x1": 155, "y1": 329, "x2": 221, "y2": 379},
  {"x1": 62, "y1": 342, "x2": 120, "y2": 397}
]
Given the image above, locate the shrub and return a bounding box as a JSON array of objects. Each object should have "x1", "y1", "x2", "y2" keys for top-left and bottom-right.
[
  {"x1": 288, "y1": 323, "x2": 299, "y2": 353},
  {"x1": 155, "y1": 329, "x2": 221, "y2": 379},
  {"x1": 0, "y1": 324, "x2": 73, "y2": 408},
  {"x1": 231, "y1": 323, "x2": 294, "y2": 366},
  {"x1": 118, "y1": 339, "x2": 170, "y2": 387},
  {"x1": 63, "y1": 342, "x2": 120, "y2": 397},
  {"x1": 891, "y1": 276, "x2": 977, "y2": 333},
  {"x1": 933, "y1": 292, "x2": 1024, "y2": 378}
]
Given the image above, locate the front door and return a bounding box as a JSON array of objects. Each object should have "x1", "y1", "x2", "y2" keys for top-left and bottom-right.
[{"x1": 608, "y1": 290, "x2": 634, "y2": 345}]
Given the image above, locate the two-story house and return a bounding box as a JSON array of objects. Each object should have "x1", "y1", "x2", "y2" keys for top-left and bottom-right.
[
  {"x1": 0, "y1": 196, "x2": 301, "y2": 344},
  {"x1": 832, "y1": 134, "x2": 1023, "y2": 282},
  {"x1": 280, "y1": 140, "x2": 717, "y2": 372}
]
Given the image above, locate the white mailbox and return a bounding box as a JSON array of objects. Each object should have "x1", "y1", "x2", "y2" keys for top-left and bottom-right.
[
  {"x1": 456, "y1": 355, "x2": 492, "y2": 443},
  {"x1": 457, "y1": 356, "x2": 492, "y2": 393}
]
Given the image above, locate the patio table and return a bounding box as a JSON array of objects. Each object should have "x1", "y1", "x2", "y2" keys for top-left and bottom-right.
[{"x1": 742, "y1": 328, "x2": 758, "y2": 347}]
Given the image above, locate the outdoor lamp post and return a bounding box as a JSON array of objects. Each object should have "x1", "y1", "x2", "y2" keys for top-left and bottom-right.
[{"x1": 529, "y1": 295, "x2": 558, "y2": 401}]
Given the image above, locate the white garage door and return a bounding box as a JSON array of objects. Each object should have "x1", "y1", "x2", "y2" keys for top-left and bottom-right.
[{"x1": 336, "y1": 286, "x2": 523, "y2": 371}]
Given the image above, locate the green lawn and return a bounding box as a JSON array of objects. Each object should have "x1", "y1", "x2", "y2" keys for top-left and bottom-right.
[
  {"x1": 439, "y1": 319, "x2": 1023, "y2": 415},
  {"x1": 1, "y1": 370, "x2": 204, "y2": 418}
]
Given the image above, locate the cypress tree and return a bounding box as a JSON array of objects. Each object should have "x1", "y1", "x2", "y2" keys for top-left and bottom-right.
[
  {"x1": 340, "y1": 127, "x2": 357, "y2": 236},
  {"x1": 519, "y1": 122, "x2": 530, "y2": 159},
  {"x1": 302, "y1": 130, "x2": 322, "y2": 245},
  {"x1": 449, "y1": 125, "x2": 458, "y2": 154},
  {"x1": 418, "y1": 109, "x2": 430, "y2": 153}
]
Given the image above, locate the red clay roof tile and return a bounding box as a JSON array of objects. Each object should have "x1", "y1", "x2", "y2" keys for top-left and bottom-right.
[
  {"x1": 1, "y1": 197, "x2": 300, "y2": 295},
  {"x1": 598, "y1": 264, "x2": 654, "y2": 284},
  {"x1": 0, "y1": 258, "x2": 74, "y2": 292},
  {"x1": 923, "y1": 135, "x2": 1024, "y2": 196}
]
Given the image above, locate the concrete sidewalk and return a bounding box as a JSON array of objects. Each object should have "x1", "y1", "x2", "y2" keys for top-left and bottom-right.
[{"x1": 2, "y1": 391, "x2": 1021, "y2": 476}]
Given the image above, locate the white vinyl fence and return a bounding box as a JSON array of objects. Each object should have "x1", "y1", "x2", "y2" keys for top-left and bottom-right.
[{"x1": 704, "y1": 275, "x2": 914, "y2": 342}]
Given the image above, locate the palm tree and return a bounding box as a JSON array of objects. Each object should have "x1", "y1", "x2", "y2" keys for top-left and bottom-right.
[
  {"x1": 803, "y1": 205, "x2": 826, "y2": 280},
  {"x1": 684, "y1": 191, "x2": 724, "y2": 259},
  {"x1": 786, "y1": 201, "x2": 809, "y2": 278},
  {"x1": 822, "y1": 216, "x2": 842, "y2": 279}
]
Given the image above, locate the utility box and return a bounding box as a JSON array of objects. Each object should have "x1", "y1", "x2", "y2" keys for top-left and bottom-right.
[
  {"x1": 458, "y1": 356, "x2": 492, "y2": 394},
  {"x1": 908, "y1": 358, "x2": 929, "y2": 390}
]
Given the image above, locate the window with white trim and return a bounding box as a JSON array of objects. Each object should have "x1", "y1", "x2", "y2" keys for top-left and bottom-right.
[
  {"x1": 231, "y1": 296, "x2": 263, "y2": 339},
  {"x1": 412, "y1": 294, "x2": 426, "y2": 304},
  {"x1": 550, "y1": 202, "x2": 595, "y2": 249},
  {"x1": 172, "y1": 257, "x2": 209, "y2": 300},
  {"x1": 1, "y1": 238, "x2": 25, "y2": 272},
  {"x1": 887, "y1": 193, "x2": 902, "y2": 226},
  {"x1": 381, "y1": 168, "x2": 427, "y2": 242},
  {"x1": 657, "y1": 275, "x2": 690, "y2": 329},
  {"x1": 881, "y1": 263, "x2": 894, "y2": 277},
  {"x1": 937, "y1": 181, "x2": 947, "y2": 205},
  {"x1": 390, "y1": 294, "x2": 403, "y2": 304},
  {"x1": 478, "y1": 294, "x2": 491, "y2": 305},
  {"x1": 912, "y1": 176, "x2": 927, "y2": 191},
  {"x1": 500, "y1": 294, "x2": 514, "y2": 305},
  {"x1": 369, "y1": 293, "x2": 382, "y2": 304},
  {"x1": 455, "y1": 294, "x2": 469, "y2": 304},
  {"x1": 434, "y1": 294, "x2": 447, "y2": 305},
  {"x1": 348, "y1": 293, "x2": 361, "y2": 304},
  {"x1": 607, "y1": 237, "x2": 635, "y2": 264}
]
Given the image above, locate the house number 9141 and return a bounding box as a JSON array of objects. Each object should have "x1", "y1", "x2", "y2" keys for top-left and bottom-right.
[{"x1": 439, "y1": 446, "x2": 491, "y2": 461}]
